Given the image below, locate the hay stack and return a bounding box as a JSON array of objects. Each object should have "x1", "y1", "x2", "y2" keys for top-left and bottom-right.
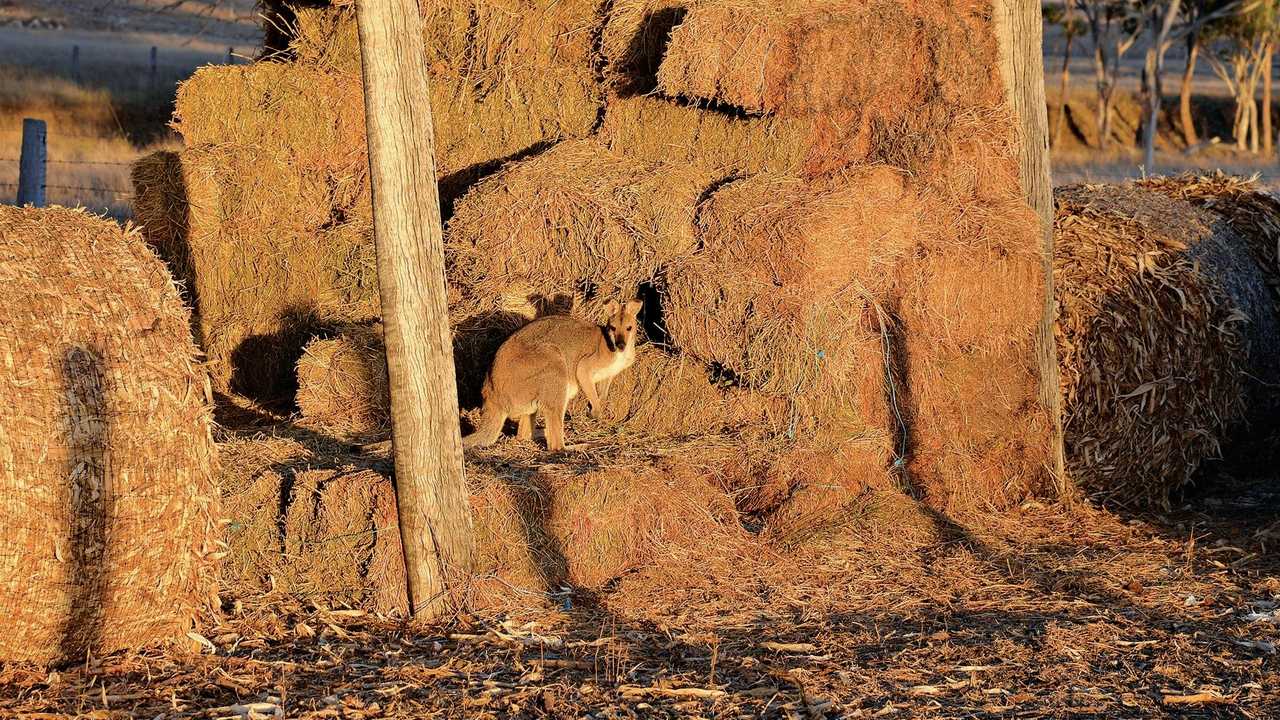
[
  {"x1": 132, "y1": 145, "x2": 378, "y2": 404},
  {"x1": 0, "y1": 207, "x2": 220, "y2": 664},
  {"x1": 446, "y1": 140, "x2": 717, "y2": 318},
  {"x1": 666, "y1": 167, "x2": 917, "y2": 397},
  {"x1": 1055, "y1": 184, "x2": 1280, "y2": 507},
  {"x1": 296, "y1": 325, "x2": 390, "y2": 441},
  {"x1": 219, "y1": 433, "x2": 748, "y2": 610}
]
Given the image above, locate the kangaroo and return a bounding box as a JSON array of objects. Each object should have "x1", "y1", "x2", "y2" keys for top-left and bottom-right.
[{"x1": 462, "y1": 299, "x2": 643, "y2": 452}]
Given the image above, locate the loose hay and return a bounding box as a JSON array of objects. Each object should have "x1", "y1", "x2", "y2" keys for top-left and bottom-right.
[
  {"x1": 0, "y1": 206, "x2": 220, "y2": 664},
  {"x1": 446, "y1": 139, "x2": 717, "y2": 317},
  {"x1": 295, "y1": 324, "x2": 390, "y2": 441},
  {"x1": 1055, "y1": 184, "x2": 1280, "y2": 507}
]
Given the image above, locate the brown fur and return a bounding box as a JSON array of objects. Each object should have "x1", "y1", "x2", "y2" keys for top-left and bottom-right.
[{"x1": 463, "y1": 300, "x2": 643, "y2": 452}]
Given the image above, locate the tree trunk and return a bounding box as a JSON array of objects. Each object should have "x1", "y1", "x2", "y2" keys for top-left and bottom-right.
[
  {"x1": 1099, "y1": 86, "x2": 1114, "y2": 150},
  {"x1": 355, "y1": 0, "x2": 474, "y2": 619},
  {"x1": 1180, "y1": 35, "x2": 1199, "y2": 147},
  {"x1": 1053, "y1": 32, "x2": 1073, "y2": 147},
  {"x1": 992, "y1": 0, "x2": 1069, "y2": 499},
  {"x1": 1143, "y1": 0, "x2": 1181, "y2": 174},
  {"x1": 1093, "y1": 41, "x2": 1111, "y2": 150},
  {"x1": 1264, "y1": 43, "x2": 1273, "y2": 156},
  {"x1": 1249, "y1": 96, "x2": 1260, "y2": 153}
]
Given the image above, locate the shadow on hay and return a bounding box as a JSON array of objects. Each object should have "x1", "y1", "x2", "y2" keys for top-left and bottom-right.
[
  {"x1": 229, "y1": 305, "x2": 344, "y2": 411},
  {"x1": 608, "y1": 6, "x2": 689, "y2": 98},
  {"x1": 438, "y1": 140, "x2": 558, "y2": 222},
  {"x1": 135, "y1": 151, "x2": 205, "y2": 352},
  {"x1": 58, "y1": 345, "x2": 114, "y2": 665}
]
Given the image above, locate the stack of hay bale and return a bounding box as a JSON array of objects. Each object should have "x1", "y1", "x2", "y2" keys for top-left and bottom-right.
[
  {"x1": 0, "y1": 207, "x2": 221, "y2": 663},
  {"x1": 132, "y1": 0, "x2": 1057, "y2": 608}
]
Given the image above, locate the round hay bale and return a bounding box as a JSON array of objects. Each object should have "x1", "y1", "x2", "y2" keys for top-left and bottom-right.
[
  {"x1": 295, "y1": 324, "x2": 391, "y2": 441},
  {"x1": 1055, "y1": 184, "x2": 1280, "y2": 507},
  {"x1": 0, "y1": 206, "x2": 220, "y2": 665}
]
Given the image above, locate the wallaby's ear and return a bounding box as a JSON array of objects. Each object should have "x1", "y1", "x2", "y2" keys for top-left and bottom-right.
[
  {"x1": 625, "y1": 299, "x2": 643, "y2": 317},
  {"x1": 603, "y1": 300, "x2": 620, "y2": 319}
]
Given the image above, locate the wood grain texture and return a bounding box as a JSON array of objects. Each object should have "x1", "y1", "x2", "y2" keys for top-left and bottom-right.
[
  {"x1": 355, "y1": 0, "x2": 474, "y2": 618},
  {"x1": 993, "y1": 0, "x2": 1070, "y2": 497}
]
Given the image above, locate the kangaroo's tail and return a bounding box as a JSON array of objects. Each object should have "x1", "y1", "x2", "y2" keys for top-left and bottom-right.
[{"x1": 462, "y1": 406, "x2": 505, "y2": 449}]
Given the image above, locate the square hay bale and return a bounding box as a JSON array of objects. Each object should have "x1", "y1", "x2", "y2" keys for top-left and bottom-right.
[
  {"x1": 219, "y1": 434, "x2": 748, "y2": 610},
  {"x1": 173, "y1": 61, "x2": 599, "y2": 209},
  {"x1": 446, "y1": 139, "x2": 718, "y2": 317},
  {"x1": 901, "y1": 347, "x2": 1053, "y2": 511},
  {"x1": 896, "y1": 237, "x2": 1045, "y2": 357},
  {"x1": 600, "y1": 0, "x2": 690, "y2": 95},
  {"x1": 596, "y1": 95, "x2": 817, "y2": 176},
  {"x1": 665, "y1": 168, "x2": 918, "y2": 398},
  {"x1": 655, "y1": 0, "x2": 931, "y2": 118},
  {"x1": 133, "y1": 144, "x2": 378, "y2": 405},
  {"x1": 0, "y1": 206, "x2": 220, "y2": 665},
  {"x1": 289, "y1": 0, "x2": 604, "y2": 84},
  {"x1": 651, "y1": 0, "x2": 1003, "y2": 177}
]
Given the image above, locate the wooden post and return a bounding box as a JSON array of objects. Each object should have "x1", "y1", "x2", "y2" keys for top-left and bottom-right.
[
  {"x1": 17, "y1": 118, "x2": 47, "y2": 208},
  {"x1": 227, "y1": 47, "x2": 235, "y2": 65},
  {"x1": 355, "y1": 0, "x2": 474, "y2": 618},
  {"x1": 992, "y1": 0, "x2": 1070, "y2": 499},
  {"x1": 149, "y1": 46, "x2": 158, "y2": 90},
  {"x1": 71, "y1": 45, "x2": 80, "y2": 83}
]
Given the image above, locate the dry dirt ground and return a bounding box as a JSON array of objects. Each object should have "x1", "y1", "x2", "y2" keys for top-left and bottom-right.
[{"x1": 1, "y1": 431, "x2": 1277, "y2": 719}]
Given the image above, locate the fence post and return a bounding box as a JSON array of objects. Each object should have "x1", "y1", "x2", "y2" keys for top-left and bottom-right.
[
  {"x1": 71, "y1": 45, "x2": 81, "y2": 83},
  {"x1": 17, "y1": 118, "x2": 47, "y2": 208},
  {"x1": 149, "y1": 46, "x2": 158, "y2": 90},
  {"x1": 226, "y1": 47, "x2": 235, "y2": 65}
]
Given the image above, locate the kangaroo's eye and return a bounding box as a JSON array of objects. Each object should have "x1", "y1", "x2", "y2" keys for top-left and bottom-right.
[{"x1": 626, "y1": 326, "x2": 633, "y2": 332}]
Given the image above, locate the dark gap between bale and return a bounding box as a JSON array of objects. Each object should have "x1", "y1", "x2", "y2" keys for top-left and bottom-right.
[{"x1": 600, "y1": 0, "x2": 689, "y2": 96}]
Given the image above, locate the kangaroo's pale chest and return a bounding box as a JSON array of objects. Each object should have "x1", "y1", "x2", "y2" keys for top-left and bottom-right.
[{"x1": 592, "y1": 345, "x2": 636, "y2": 383}]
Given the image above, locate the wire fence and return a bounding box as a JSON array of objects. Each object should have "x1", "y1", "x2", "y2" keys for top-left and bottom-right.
[{"x1": 2, "y1": 135, "x2": 137, "y2": 206}]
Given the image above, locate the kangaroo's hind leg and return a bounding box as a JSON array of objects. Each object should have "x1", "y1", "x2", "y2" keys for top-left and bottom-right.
[
  {"x1": 516, "y1": 414, "x2": 534, "y2": 443},
  {"x1": 539, "y1": 383, "x2": 570, "y2": 453}
]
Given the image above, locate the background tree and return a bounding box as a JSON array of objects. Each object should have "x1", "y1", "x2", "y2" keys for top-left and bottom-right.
[
  {"x1": 1203, "y1": 0, "x2": 1276, "y2": 152},
  {"x1": 1077, "y1": 0, "x2": 1149, "y2": 149},
  {"x1": 1046, "y1": 0, "x2": 1087, "y2": 147}
]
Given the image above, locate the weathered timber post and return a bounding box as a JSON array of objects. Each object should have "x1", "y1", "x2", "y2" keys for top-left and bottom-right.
[
  {"x1": 992, "y1": 0, "x2": 1071, "y2": 499},
  {"x1": 17, "y1": 118, "x2": 47, "y2": 208},
  {"x1": 355, "y1": 0, "x2": 475, "y2": 618}
]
